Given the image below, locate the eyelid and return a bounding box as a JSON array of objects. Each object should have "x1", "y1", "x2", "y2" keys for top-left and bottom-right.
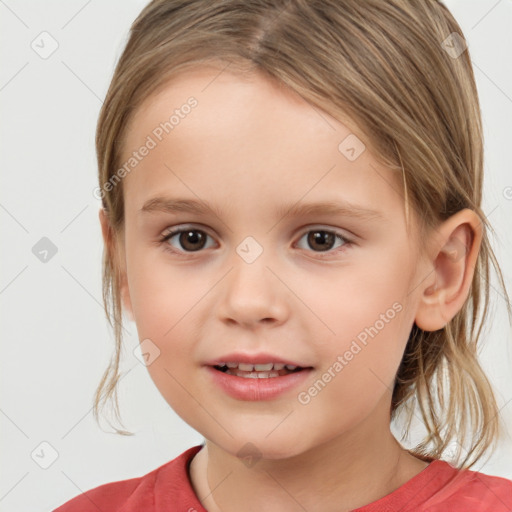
[
  {"x1": 296, "y1": 224, "x2": 355, "y2": 240},
  {"x1": 161, "y1": 223, "x2": 214, "y2": 237}
]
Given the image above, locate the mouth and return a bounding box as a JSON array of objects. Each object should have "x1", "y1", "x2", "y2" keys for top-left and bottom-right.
[{"x1": 212, "y1": 362, "x2": 312, "y2": 379}]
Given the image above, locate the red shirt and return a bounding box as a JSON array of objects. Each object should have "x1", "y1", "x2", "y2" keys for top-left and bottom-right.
[{"x1": 54, "y1": 444, "x2": 512, "y2": 511}]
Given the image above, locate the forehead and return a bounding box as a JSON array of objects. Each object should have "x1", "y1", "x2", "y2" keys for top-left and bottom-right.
[
  {"x1": 119, "y1": 65, "x2": 405, "y2": 223},
  {"x1": 122, "y1": 64, "x2": 346, "y2": 155}
]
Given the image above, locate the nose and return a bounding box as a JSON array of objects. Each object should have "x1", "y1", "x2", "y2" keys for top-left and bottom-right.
[{"x1": 217, "y1": 253, "x2": 290, "y2": 329}]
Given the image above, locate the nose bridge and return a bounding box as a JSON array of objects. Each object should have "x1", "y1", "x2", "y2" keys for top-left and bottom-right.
[{"x1": 218, "y1": 235, "x2": 288, "y2": 325}]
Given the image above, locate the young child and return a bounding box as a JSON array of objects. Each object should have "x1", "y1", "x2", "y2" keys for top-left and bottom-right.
[{"x1": 54, "y1": 0, "x2": 512, "y2": 510}]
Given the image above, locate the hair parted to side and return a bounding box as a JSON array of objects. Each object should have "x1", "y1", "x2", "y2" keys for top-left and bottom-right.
[{"x1": 94, "y1": 0, "x2": 511, "y2": 469}]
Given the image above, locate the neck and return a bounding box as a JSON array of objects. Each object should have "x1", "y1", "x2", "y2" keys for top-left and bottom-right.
[{"x1": 188, "y1": 397, "x2": 429, "y2": 512}]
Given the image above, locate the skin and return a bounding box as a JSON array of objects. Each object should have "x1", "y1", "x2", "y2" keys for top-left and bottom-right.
[{"x1": 99, "y1": 63, "x2": 482, "y2": 512}]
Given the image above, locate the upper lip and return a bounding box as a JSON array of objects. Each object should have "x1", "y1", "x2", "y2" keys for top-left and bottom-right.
[{"x1": 205, "y1": 352, "x2": 312, "y2": 368}]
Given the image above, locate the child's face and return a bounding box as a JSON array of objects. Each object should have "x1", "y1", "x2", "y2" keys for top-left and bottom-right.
[{"x1": 115, "y1": 64, "x2": 429, "y2": 458}]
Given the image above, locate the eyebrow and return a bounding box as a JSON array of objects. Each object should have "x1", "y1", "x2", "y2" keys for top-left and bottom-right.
[{"x1": 139, "y1": 196, "x2": 384, "y2": 222}]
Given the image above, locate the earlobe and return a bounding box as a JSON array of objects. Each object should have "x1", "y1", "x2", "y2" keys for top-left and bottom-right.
[
  {"x1": 98, "y1": 208, "x2": 135, "y2": 323},
  {"x1": 414, "y1": 209, "x2": 482, "y2": 332}
]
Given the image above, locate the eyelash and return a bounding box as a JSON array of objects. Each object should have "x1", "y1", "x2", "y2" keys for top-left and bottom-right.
[{"x1": 158, "y1": 225, "x2": 354, "y2": 259}]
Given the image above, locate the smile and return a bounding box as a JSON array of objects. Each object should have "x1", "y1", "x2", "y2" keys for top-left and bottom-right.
[{"x1": 207, "y1": 365, "x2": 314, "y2": 401}]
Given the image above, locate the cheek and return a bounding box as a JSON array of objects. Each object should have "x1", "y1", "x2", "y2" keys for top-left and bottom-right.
[
  {"x1": 299, "y1": 251, "x2": 409, "y2": 344},
  {"x1": 124, "y1": 249, "x2": 207, "y2": 390},
  {"x1": 126, "y1": 247, "x2": 208, "y2": 337},
  {"x1": 297, "y1": 309, "x2": 407, "y2": 437},
  {"x1": 298, "y1": 253, "x2": 410, "y2": 394},
  {"x1": 126, "y1": 256, "x2": 204, "y2": 413}
]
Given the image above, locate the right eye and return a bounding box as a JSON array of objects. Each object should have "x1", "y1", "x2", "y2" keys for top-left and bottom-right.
[{"x1": 159, "y1": 226, "x2": 216, "y2": 254}]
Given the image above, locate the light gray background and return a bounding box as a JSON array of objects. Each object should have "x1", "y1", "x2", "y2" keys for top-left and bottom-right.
[{"x1": 1, "y1": 1, "x2": 511, "y2": 510}]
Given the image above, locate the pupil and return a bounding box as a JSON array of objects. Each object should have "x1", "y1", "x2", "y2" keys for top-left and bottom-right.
[{"x1": 309, "y1": 231, "x2": 334, "y2": 251}]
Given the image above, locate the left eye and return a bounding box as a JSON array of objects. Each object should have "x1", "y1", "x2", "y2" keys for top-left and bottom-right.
[{"x1": 295, "y1": 229, "x2": 351, "y2": 254}]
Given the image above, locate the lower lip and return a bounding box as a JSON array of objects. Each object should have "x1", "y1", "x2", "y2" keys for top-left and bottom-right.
[{"x1": 205, "y1": 366, "x2": 314, "y2": 401}]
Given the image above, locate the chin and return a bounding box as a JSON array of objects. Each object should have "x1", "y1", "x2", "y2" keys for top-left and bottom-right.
[{"x1": 216, "y1": 434, "x2": 311, "y2": 463}]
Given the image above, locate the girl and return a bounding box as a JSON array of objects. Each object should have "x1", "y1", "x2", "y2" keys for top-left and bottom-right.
[{"x1": 55, "y1": 0, "x2": 512, "y2": 510}]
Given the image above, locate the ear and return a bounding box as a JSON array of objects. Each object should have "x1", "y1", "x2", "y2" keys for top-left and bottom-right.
[
  {"x1": 98, "y1": 208, "x2": 134, "y2": 322},
  {"x1": 414, "y1": 208, "x2": 483, "y2": 332}
]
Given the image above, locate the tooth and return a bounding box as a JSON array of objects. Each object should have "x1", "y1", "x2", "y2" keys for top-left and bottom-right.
[
  {"x1": 285, "y1": 364, "x2": 297, "y2": 370},
  {"x1": 254, "y1": 363, "x2": 274, "y2": 371},
  {"x1": 232, "y1": 370, "x2": 281, "y2": 378},
  {"x1": 273, "y1": 363, "x2": 285, "y2": 370},
  {"x1": 238, "y1": 363, "x2": 255, "y2": 371},
  {"x1": 226, "y1": 362, "x2": 238, "y2": 368}
]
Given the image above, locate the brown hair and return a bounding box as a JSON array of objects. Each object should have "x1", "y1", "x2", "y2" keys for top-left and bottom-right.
[{"x1": 94, "y1": 0, "x2": 511, "y2": 469}]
